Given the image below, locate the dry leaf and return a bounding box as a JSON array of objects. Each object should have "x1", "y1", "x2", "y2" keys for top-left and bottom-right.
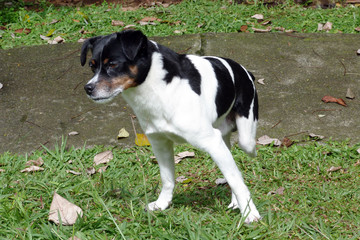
[
  {"x1": 252, "y1": 26, "x2": 272, "y2": 33},
  {"x1": 124, "y1": 24, "x2": 136, "y2": 29},
  {"x1": 357, "y1": 49, "x2": 360, "y2": 55},
  {"x1": 261, "y1": 20, "x2": 271, "y2": 26},
  {"x1": 176, "y1": 176, "x2": 192, "y2": 183},
  {"x1": 257, "y1": 78, "x2": 265, "y2": 85},
  {"x1": 26, "y1": 157, "x2": 44, "y2": 167},
  {"x1": 68, "y1": 131, "x2": 79, "y2": 136},
  {"x1": 0, "y1": 169, "x2": 5, "y2": 173},
  {"x1": 111, "y1": 20, "x2": 125, "y2": 26},
  {"x1": 174, "y1": 151, "x2": 195, "y2": 163},
  {"x1": 67, "y1": 170, "x2": 81, "y2": 175},
  {"x1": 323, "y1": 22, "x2": 332, "y2": 31},
  {"x1": 327, "y1": 166, "x2": 342, "y2": 172},
  {"x1": 48, "y1": 192, "x2": 83, "y2": 226},
  {"x1": 275, "y1": 26, "x2": 285, "y2": 32},
  {"x1": 321, "y1": 95, "x2": 347, "y2": 107},
  {"x1": 257, "y1": 135, "x2": 281, "y2": 146},
  {"x1": 309, "y1": 133, "x2": 325, "y2": 140},
  {"x1": 48, "y1": 36, "x2": 64, "y2": 44},
  {"x1": 357, "y1": 148, "x2": 360, "y2": 154},
  {"x1": 135, "y1": 133, "x2": 151, "y2": 146},
  {"x1": 356, "y1": 27, "x2": 360, "y2": 32},
  {"x1": 0, "y1": 83, "x2": 3, "y2": 89},
  {"x1": 98, "y1": 165, "x2": 108, "y2": 173},
  {"x1": 281, "y1": 137, "x2": 294, "y2": 147},
  {"x1": 240, "y1": 25, "x2": 248, "y2": 32},
  {"x1": 346, "y1": 88, "x2": 355, "y2": 99},
  {"x1": 215, "y1": 178, "x2": 227, "y2": 185},
  {"x1": 267, "y1": 186, "x2": 285, "y2": 195},
  {"x1": 40, "y1": 35, "x2": 50, "y2": 40},
  {"x1": 86, "y1": 167, "x2": 96, "y2": 175},
  {"x1": 251, "y1": 14, "x2": 264, "y2": 20},
  {"x1": 354, "y1": 160, "x2": 360, "y2": 166},
  {"x1": 94, "y1": 150, "x2": 113, "y2": 165},
  {"x1": 117, "y1": 128, "x2": 129, "y2": 139},
  {"x1": 14, "y1": 28, "x2": 31, "y2": 34},
  {"x1": 21, "y1": 166, "x2": 44, "y2": 173},
  {"x1": 68, "y1": 237, "x2": 81, "y2": 240}
]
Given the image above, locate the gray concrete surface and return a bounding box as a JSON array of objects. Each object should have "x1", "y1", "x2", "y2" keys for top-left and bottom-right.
[{"x1": 0, "y1": 33, "x2": 359, "y2": 154}]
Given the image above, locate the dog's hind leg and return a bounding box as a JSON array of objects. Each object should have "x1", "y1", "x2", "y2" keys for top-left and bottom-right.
[
  {"x1": 236, "y1": 113, "x2": 257, "y2": 157},
  {"x1": 189, "y1": 128, "x2": 260, "y2": 223},
  {"x1": 146, "y1": 135, "x2": 175, "y2": 211}
]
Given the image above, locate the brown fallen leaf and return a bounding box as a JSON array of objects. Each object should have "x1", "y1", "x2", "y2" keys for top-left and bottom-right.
[
  {"x1": 267, "y1": 186, "x2": 285, "y2": 196},
  {"x1": 239, "y1": 25, "x2": 248, "y2": 32},
  {"x1": 26, "y1": 157, "x2": 44, "y2": 167},
  {"x1": 94, "y1": 150, "x2": 113, "y2": 165},
  {"x1": 327, "y1": 166, "x2": 342, "y2": 172},
  {"x1": 321, "y1": 95, "x2": 347, "y2": 107},
  {"x1": 357, "y1": 148, "x2": 360, "y2": 154},
  {"x1": 354, "y1": 160, "x2": 360, "y2": 166},
  {"x1": 49, "y1": 192, "x2": 83, "y2": 226},
  {"x1": 0, "y1": 169, "x2": 5, "y2": 173},
  {"x1": 21, "y1": 166, "x2": 44, "y2": 173},
  {"x1": 281, "y1": 137, "x2": 294, "y2": 148},
  {"x1": 14, "y1": 28, "x2": 31, "y2": 34}
]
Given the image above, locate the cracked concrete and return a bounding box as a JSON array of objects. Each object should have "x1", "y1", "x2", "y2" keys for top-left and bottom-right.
[{"x1": 0, "y1": 33, "x2": 359, "y2": 154}]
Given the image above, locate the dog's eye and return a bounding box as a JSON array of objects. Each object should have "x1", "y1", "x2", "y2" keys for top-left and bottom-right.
[
  {"x1": 109, "y1": 62, "x2": 118, "y2": 69},
  {"x1": 89, "y1": 61, "x2": 96, "y2": 72}
]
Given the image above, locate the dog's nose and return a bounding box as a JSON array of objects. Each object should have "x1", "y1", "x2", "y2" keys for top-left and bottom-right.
[{"x1": 84, "y1": 83, "x2": 95, "y2": 95}]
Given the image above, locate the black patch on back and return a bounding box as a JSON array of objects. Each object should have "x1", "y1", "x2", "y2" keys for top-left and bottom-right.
[
  {"x1": 204, "y1": 57, "x2": 236, "y2": 117},
  {"x1": 223, "y1": 58, "x2": 258, "y2": 120},
  {"x1": 157, "y1": 44, "x2": 201, "y2": 95}
]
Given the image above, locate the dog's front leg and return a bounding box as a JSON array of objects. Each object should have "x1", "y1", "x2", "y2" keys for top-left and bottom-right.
[{"x1": 146, "y1": 135, "x2": 175, "y2": 211}]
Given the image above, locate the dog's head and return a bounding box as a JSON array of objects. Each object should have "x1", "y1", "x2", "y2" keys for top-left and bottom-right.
[{"x1": 80, "y1": 30, "x2": 150, "y2": 103}]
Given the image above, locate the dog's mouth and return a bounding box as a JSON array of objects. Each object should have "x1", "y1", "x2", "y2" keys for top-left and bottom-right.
[{"x1": 87, "y1": 88, "x2": 123, "y2": 103}]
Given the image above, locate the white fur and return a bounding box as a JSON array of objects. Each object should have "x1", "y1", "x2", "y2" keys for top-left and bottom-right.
[{"x1": 120, "y1": 52, "x2": 260, "y2": 223}]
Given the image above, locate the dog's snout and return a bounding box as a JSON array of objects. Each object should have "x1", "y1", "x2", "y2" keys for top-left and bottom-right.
[{"x1": 84, "y1": 83, "x2": 95, "y2": 95}]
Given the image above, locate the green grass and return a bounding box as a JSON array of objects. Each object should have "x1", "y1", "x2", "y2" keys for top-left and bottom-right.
[
  {"x1": 0, "y1": 0, "x2": 359, "y2": 49},
  {"x1": 0, "y1": 140, "x2": 359, "y2": 239}
]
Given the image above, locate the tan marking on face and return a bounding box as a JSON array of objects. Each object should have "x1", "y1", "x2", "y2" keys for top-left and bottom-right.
[
  {"x1": 113, "y1": 75, "x2": 138, "y2": 91},
  {"x1": 129, "y1": 65, "x2": 138, "y2": 75},
  {"x1": 103, "y1": 58, "x2": 109, "y2": 65},
  {"x1": 91, "y1": 59, "x2": 96, "y2": 66}
]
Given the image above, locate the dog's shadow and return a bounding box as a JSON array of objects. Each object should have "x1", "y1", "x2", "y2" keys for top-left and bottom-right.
[{"x1": 169, "y1": 184, "x2": 232, "y2": 211}]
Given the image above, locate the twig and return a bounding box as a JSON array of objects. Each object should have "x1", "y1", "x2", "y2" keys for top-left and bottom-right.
[
  {"x1": 271, "y1": 120, "x2": 282, "y2": 129},
  {"x1": 70, "y1": 107, "x2": 98, "y2": 120},
  {"x1": 312, "y1": 109, "x2": 341, "y2": 114},
  {"x1": 338, "y1": 59, "x2": 347, "y2": 76}
]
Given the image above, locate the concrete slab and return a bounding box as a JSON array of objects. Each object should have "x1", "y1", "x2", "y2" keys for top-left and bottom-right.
[{"x1": 0, "y1": 33, "x2": 359, "y2": 154}]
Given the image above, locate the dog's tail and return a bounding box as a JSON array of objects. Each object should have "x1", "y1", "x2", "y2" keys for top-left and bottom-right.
[{"x1": 231, "y1": 65, "x2": 258, "y2": 157}]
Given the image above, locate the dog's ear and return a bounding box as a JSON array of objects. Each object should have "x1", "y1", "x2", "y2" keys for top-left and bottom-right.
[
  {"x1": 117, "y1": 30, "x2": 148, "y2": 61},
  {"x1": 80, "y1": 36, "x2": 101, "y2": 66}
]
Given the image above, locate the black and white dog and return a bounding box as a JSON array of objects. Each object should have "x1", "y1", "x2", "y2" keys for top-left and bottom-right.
[{"x1": 80, "y1": 30, "x2": 260, "y2": 223}]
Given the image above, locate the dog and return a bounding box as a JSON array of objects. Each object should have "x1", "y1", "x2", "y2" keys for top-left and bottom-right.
[{"x1": 80, "y1": 30, "x2": 260, "y2": 223}]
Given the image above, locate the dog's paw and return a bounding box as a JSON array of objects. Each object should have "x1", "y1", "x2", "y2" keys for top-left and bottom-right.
[
  {"x1": 244, "y1": 210, "x2": 261, "y2": 224},
  {"x1": 147, "y1": 200, "x2": 170, "y2": 211}
]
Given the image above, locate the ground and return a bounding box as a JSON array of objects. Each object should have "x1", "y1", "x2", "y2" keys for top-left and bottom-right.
[{"x1": 22, "y1": 0, "x2": 182, "y2": 7}]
